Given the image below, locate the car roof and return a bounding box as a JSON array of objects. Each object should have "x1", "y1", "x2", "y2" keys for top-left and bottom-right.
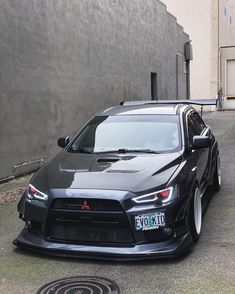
[{"x1": 98, "y1": 103, "x2": 191, "y2": 116}]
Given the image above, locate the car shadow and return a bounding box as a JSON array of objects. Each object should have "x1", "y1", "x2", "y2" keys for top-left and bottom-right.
[{"x1": 202, "y1": 186, "x2": 218, "y2": 217}]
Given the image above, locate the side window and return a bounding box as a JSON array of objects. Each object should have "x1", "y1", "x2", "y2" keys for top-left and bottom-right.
[
  {"x1": 187, "y1": 116, "x2": 197, "y2": 143},
  {"x1": 191, "y1": 112, "x2": 206, "y2": 134},
  {"x1": 195, "y1": 113, "x2": 206, "y2": 132}
]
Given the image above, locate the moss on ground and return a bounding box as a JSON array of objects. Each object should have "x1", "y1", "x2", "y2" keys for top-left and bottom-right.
[{"x1": 0, "y1": 175, "x2": 31, "y2": 194}]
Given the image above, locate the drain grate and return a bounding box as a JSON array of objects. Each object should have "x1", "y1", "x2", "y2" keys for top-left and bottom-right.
[{"x1": 36, "y1": 276, "x2": 120, "y2": 294}]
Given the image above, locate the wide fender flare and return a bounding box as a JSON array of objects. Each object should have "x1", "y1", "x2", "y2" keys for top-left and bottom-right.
[
  {"x1": 17, "y1": 190, "x2": 27, "y2": 218},
  {"x1": 167, "y1": 158, "x2": 199, "y2": 223}
]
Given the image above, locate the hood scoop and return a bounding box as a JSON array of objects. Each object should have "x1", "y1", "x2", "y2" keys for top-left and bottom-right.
[
  {"x1": 106, "y1": 169, "x2": 138, "y2": 173},
  {"x1": 60, "y1": 168, "x2": 90, "y2": 173},
  {"x1": 97, "y1": 157, "x2": 120, "y2": 163}
]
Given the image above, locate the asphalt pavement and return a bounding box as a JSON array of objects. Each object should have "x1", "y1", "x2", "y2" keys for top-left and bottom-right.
[{"x1": 0, "y1": 111, "x2": 235, "y2": 294}]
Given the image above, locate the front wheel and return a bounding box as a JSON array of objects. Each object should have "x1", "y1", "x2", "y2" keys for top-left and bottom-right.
[{"x1": 189, "y1": 187, "x2": 202, "y2": 242}]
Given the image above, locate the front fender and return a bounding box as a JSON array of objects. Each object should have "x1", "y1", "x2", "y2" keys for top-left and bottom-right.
[
  {"x1": 167, "y1": 159, "x2": 198, "y2": 223},
  {"x1": 17, "y1": 190, "x2": 27, "y2": 218},
  {"x1": 168, "y1": 159, "x2": 198, "y2": 197}
]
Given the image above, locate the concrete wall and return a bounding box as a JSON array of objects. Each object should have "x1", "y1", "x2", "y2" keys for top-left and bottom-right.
[
  {"x1": 162, "y1": 0, "x2": 213, "y2": 99},
  {"x1": 0, "y1": 0, "x2": 189, "y2": 180},
  {"x1": 218, "y1": 1, "x2": 235, "y2": 110},
  {"x1": 219, "y1": 0, "x2": 235, "y2": 46},
  {"x1": 163, "y1": 0, "x2": 235, "y2": 102},
  {"x1": 210, "y1": 0, "x2": 235, "y2": 104},
  {"x1": 220, "y1": 46, "x2": 235, "y2": 109}
]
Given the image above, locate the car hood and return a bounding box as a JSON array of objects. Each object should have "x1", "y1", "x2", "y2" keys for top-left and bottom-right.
[{"x1": 33, "y1": 151, "x2": 183, "y2": 193}]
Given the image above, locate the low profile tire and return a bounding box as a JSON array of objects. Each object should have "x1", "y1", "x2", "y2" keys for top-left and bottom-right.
[
  {"x1": 213, "y1": 154, "x2": 221, "y2": 192},
  {"x1": 189, "y1": 187, "x2": 202, "y2": 243}
]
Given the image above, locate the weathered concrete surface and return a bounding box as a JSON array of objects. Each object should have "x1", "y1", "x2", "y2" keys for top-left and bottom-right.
[
  {"x1": 0, "y1": 111, "x2": 235, "y2": 294},
  {"x1": 0, "y1": 175, "x2": 31, "y2": 205},
  {"x1": 0, "y1": 0, "x2": 189, "y2": 180},
  {"x1": 0, "y1": 175, "x2": 31, "y2": 194}
]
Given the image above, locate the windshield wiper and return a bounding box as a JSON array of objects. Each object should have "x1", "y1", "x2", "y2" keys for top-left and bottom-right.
[{"x1": 95, "y1": 149, "x2": 160, "y2": 154}]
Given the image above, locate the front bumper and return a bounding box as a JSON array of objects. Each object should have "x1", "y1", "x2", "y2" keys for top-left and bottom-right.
[{"x1": 13, "y1": 228, "x2": 193, "y2": 261}]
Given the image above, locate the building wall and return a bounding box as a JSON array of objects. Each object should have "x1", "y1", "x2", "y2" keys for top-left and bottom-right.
[
  {"x1": 219, "y1": 1, "x2": 235, "y2": 110},
  {"x1": 0, "y1": 0, "x2": 189, "y2": 180},
  {"x1": 211, "y1": 0, "x2": 219, "y2": 102},
  {"x1": 163, "y1": 0, "x2": 212, "y2": 99},
  {"x1": 163, "y1": 0, "x2": 235, "y2": 103},
  {"x1": 219, "y1": 0, "x2": 235, "y2": 46},
  {"x1": 220, "y1": 47, "x2": 235, "y2": 109}
]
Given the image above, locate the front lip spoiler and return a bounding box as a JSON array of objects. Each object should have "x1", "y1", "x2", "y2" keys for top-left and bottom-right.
[{"x1": 13, "y1": 228, "x2": 193, "y2": 261}]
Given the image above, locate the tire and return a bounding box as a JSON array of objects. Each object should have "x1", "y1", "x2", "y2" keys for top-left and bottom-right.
[
  {"x1": 213, "y1": 154, "x2": 221, "y2": 192},
  {"x1": 189, "y1": 186, "x2": 202, "y2": 243}
]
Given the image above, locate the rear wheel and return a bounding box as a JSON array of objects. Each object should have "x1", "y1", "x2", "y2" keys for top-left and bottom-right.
[
  {"x1": 189, "y1": 187, "x2": 202, "y2": 242},
  {"x1": 213, "y1": 154, "x2": 221, "y2": 191}
]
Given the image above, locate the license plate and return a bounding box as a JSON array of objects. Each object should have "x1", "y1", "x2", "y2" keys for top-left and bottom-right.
[{"x1": 135, "y1": 212, "x2": 165, "y2": 231}]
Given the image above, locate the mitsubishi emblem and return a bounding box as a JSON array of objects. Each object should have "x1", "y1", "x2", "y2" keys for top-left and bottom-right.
[{"x1": 81, "y1": 200, "x2": 90, "y2": 210}]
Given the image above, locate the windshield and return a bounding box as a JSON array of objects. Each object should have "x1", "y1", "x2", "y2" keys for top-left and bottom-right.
[{"x1": 68, "y1": 115, "x2": 181, "y2": 154}]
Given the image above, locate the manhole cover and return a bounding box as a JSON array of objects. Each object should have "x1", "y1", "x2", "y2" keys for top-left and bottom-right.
[{"x1": 36, "y1": 276, "x2": 120, "y2": 294}]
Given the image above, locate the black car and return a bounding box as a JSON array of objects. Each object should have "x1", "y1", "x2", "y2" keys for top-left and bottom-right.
[{"x1": 14, "y1": 100, "x2": 221, "y2": 260}]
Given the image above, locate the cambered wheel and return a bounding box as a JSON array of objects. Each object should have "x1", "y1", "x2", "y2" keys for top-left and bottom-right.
[{"x1": 189, "y1": 187, "x2": 202, "y2": 242}]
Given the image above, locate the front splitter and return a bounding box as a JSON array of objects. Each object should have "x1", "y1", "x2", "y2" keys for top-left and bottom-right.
[{"x1": 13, "y1": 228, "x2": 193, "y2": 261}]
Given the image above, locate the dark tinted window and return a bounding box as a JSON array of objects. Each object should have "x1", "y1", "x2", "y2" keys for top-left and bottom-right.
[
  {"x1": 187, "y1": 116, "x2": 197, "y2": 143},
  {"x1": 191, "y1": 112, "x2": 206, "y2": 134}
]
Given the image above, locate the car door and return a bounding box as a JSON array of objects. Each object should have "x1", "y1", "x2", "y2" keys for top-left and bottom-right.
[{"x1": 187, "y1": 111, "x2": 209, "y2": 190}]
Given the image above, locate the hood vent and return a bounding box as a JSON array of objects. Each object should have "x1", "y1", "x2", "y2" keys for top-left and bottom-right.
[
  {"x1": 106, "y1": 169, "x2": 138, "y2": 173},
  {"x1": 97, "y1": 158, "x2": 120, "y2": 163}
]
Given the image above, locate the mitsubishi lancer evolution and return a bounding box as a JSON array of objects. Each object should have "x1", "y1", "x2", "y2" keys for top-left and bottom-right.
[{"x1": 14, "y1": 100, "x2": 221, "y2": 260}]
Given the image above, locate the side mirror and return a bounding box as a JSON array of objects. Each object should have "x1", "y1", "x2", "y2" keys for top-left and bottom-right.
[
  {"x1": 192, "y1": 135, "x2": 211, "y2": 149},
  {"x1": 57, "y1": 136, "x2": 70, "y2": 148}
]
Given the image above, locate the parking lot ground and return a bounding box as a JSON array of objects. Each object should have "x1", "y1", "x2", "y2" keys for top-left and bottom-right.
[{"x1": 0, "y1": 111, "x2": 235, "y2": 294}]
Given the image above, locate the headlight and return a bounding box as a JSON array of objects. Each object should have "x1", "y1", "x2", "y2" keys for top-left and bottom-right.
[
  {"x1": 27, "y1": 184, "x2": 48, "y2": 201},
  {"x1": 132, "y1": 187, "x2": 175, "y2": 204}
]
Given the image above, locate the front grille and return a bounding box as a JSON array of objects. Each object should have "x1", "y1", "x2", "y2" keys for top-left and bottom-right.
[
  {"x1": 47, "y1": 223, "x2": 133, "y2": 244},
  {"x1": 52, "y1": 198, "x2": 122, "y2": 211},
  {"x1": 68, "y1": 226, "x2": 112, "y2": 242},
  {"x1": 46, "y1": 199, "x2": 133, "y2": 245}
]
